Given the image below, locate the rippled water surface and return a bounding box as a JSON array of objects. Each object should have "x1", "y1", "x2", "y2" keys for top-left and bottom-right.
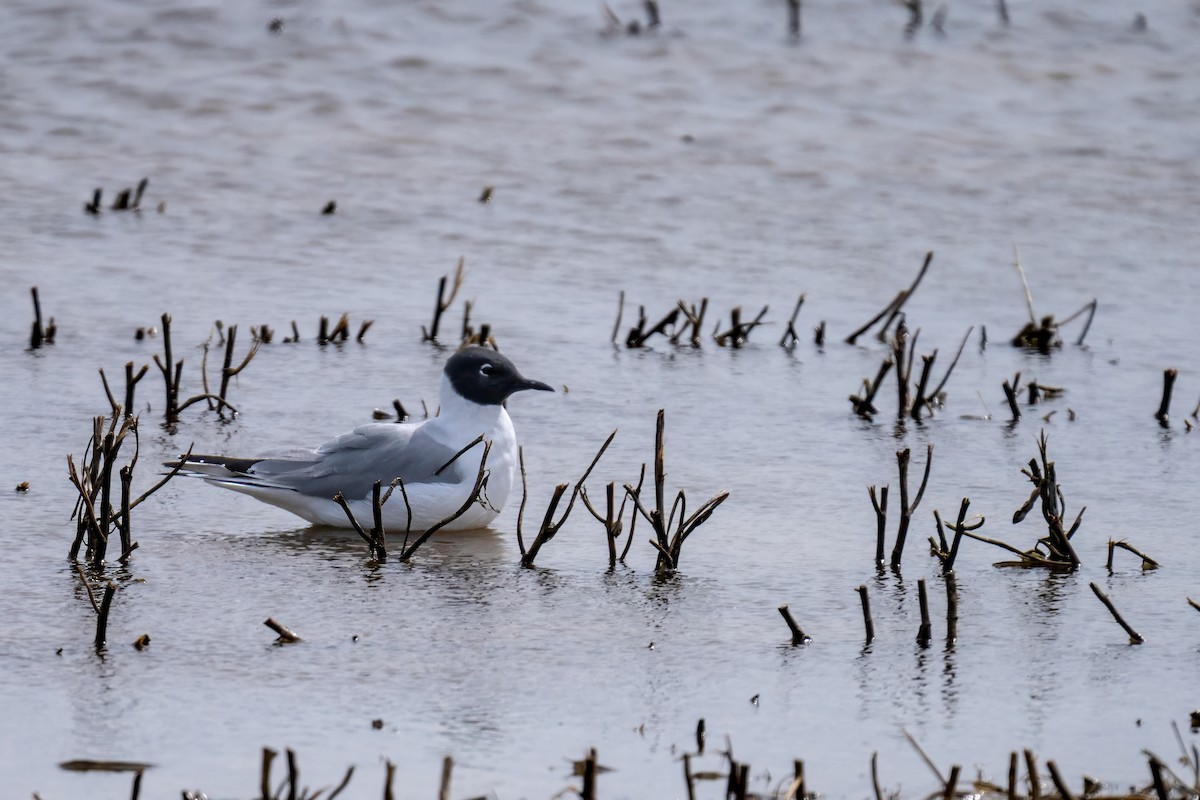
[{"x1": 2, "y1": 0, "x2": 1199, "y2": 797}]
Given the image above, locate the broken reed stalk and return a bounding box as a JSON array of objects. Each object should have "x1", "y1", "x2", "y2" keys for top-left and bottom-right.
[
  {"x1": 1107, "y1": 539, "x2": 1159, "y2": 571},
  {"x1": 581, "y1": 749, "x2": 597, "y2": 800},
  {"x1": 94, "y1": 582, "x2": 116, "y2": 648},
  {"x1": 845, "y1": 251, "x2": 932, "y2": 345},
  {"x1": 1058, "y1": 298, "x2": 1098, "y2": 346},
  {"x1": 521, "y1": 429, "x2": 616, "y2": 567},
  {"x1": 29, "y1": 286, "x2": 51, "y2": 348},
  {"x1": 216, "y1": 324, "x2": 259, "y2": 412},
  {"x1": 714, "y1": 304, "x2": 769, "y2": 347},
  {"x1": 421, "y1": 257, "x2": 465, "y2": 343},
  {"x1": 1155, "y1": 368, "x2": 1178, "y2": 423},
  {"x1": 851, "y1": 358, "x2": 895, "y2": 417},
  {"x1": 400, "y1": 440, "x2": 492, "y2": 561},
  {"x1": 439, "y1": 755, "x2": 453, "y2": 800},
  {"x1": 611, "y1": 291, "x2": 625, "y2": 345},
  {"x1": 264, "y1": 617, "x2": 302, "y2": 643},
  {"x1": 1046, "y1": 760, "x2": 1075, "y2": 800},
  {"x1": 778, "y1": 604, "x2": 810, "y2": 644},
  {"x1": 889, "y1": 444, "x2": 933, "y2": 569},
  {"x1": 1003, "y1": 372, "x2": 1022, "y2": 421},
  {"x1": 945, "y1": 572, "x2": 958, "y2": 644},
  {"x1": 1089, "y1": 582, "x2": 1144, "y2": 644},
  {"x1": 624, "y1": 410, "x2": 729, "y2": 572},
  {"x1": 869, "y1": 485, "x2": 888, "y2": 566},
  {"x1": 857, "y1": 584, "x2": 875, "y2": 643},
  {"x1": 916, "y1": 578, "x2": 932, "y2": 646},
  {"x1": 779, "y1": 294, "x2": 805, "y2": 348}
]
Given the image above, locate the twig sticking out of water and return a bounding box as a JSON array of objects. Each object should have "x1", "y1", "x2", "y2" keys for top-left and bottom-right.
[
  {"x1": 439, "y1": 755, "x2": 453, "y2": 800},
  {"x1": 857, "y1": 585, "x2": 875, "y2": 644},
  {"x1": 264, "y1": 618, "x2": 302, "y2": 644},
  {"x1": 610, "y1": 291, "x2": 625, "y2": 345},
  {"x1": 814, "y1": 320, "x2": 826, "y2": 348},
  {"x1": 421, "y1": 257, "x2": 465, "y2": 343},
  {"x1": 521, "y1": 430, "x2": 616, "y2": 567},
  {"x1": 84, "y1": 188, "x2": 102, "y2": 214},
  {"x1": 110, "y1": 178, "x2": 149, "y2": 211},
  {"x1": 624, "y1": 410, "x2": 729, "y2": 572},
  {"x1": 1155, "y1": 368, "x2": 1178, "y2": 425},
  {"x1": 29, "y1": 286, "x2": 55, "y2": 348},
  {"x1": 714, "y1": 305, "x2": 769, "y2": 348},
  {"x1": 1089, "y1": 582, "x2": 1144, "y2": 644},
  {"x1": 945, "y1": 572, "x2": 958, "y2": 644},
  {"x1": 916, "y1": 578, "x2": 931, "y2": 647},
  {"x1": 321, "y1": 200, "x2": 336, "y2": 215},
  {"x1": 216, "y1": 324, "x2": 259, "y2": 415},
  {"x1": 1002, "y1": 372, "x2": 1022, "y2": 422},
  {"x1": 869, "y1": 485, "x2": 888, "y2": 566},
  {"x1": 788, "y1": 0, "x2": 801, "y2": 37},
  {"x1": 1106, "y1": 539, "x2": 1159, "y2": 572},
  {"x1": 580, "y1": 748, "x2": 599, "y2": 800},
  {"x1": 94, "y1": 582, "x2": 116, "y2": 649},
  {"x1": 778, "y1": 604, "x2": 811, "y2": 644},
  {"x1": 779, "y1": 294, "x2": 805, "y2": 348},
  {"x1": 1188, "y1": 598, "x2": 1200, "y2": 614},
  {"x1": 845, "y1": 251, "x2": 932, "y2": 345},
  {"x1": 850, "y1": 358, "x2": 895, "y2": 418},
  {"x1": 889, "y1": 444, "x2": 933, "y2": 569},
  {"x1": 1046, "y1": 760, "x2": 1075, "y2": 800}
]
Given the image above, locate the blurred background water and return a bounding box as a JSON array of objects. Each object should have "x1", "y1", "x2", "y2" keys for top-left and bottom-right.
[{"x1": 1, "y1": 0, "x2": 1198, "y2": 797}]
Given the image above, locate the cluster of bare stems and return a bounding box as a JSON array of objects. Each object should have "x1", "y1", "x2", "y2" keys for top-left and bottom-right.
[
  {"x1": 624, "y1": 410, "x2": 729, "y2": 572},
  {"x1": 67, "y1": 411, "x2": 192, "y2": 569},
  {"x1": 83, "y1": 177, "x2": 159, "y2": 214},
  {"x1": 867, "y1": 731, "x2": 1200, "y2": 800},
  {"x1": 679, "y1": 721, "x2": 807, "y2": 800},
  {"x1": 315, "y1": 313, "x2": 373, "y2": 345},
  {"x1": 614, "y1": 292, "x2": 822, "y2": 350},
  {"x1": 850, "y1": 318, "x2": 970, "y2": 420},
  {"x1": 332, "y1": 436, "x2": 490, "y2": 563},
  {"x1": 127, "y1": 313, "x2": 259, "y2": 422},
  {"x1": 999, "y1": 371, "x2": 1069, "y2": 424},
  {"x1": 601, "y1": 0, "x2": 661, "y2": 36},
  {"x1": 1009, "y1": 247, "x2": 1097, "y2": 351},
  {"x1": 419, "y1": 256, "x2": 493, "y2": 348},
  {"x1": 866, "y1": 444, "x2": 933, "y2": 570},
  {"x1": 955, "y1": 431, "x2": 1084, "y2": 569},
  {"x1": 28, "y1": 286, "x2": 57, "y2": 349}
]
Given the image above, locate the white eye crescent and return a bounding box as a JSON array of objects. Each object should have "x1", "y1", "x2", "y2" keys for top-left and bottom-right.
[{"x1": 479, "y1": 364, "x2": 494, "y2": 377}]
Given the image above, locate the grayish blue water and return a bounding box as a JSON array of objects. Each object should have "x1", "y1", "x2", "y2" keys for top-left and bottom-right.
[{"x1": 2, "y1": 0, "x2": 1199, "y2": 797}]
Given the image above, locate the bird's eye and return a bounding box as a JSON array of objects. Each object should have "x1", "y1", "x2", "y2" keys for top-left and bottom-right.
[{"x1": 479, "y1": 363, "x2": 494, "y2": 377}]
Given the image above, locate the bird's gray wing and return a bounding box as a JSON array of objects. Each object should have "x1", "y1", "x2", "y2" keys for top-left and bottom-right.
[{"x1": 245, "y1": 422, "x2": 462, "y2": 500}]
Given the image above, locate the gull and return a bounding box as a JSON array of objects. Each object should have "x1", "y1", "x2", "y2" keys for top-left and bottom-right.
[{"x1": 171, "y1": 346, "x2": 553, "y2": 531}]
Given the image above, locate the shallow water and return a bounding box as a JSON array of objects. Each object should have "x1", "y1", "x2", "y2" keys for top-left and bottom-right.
[{"x1": 2, "y1": 0, "x2": 1199, "y2": 797}]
